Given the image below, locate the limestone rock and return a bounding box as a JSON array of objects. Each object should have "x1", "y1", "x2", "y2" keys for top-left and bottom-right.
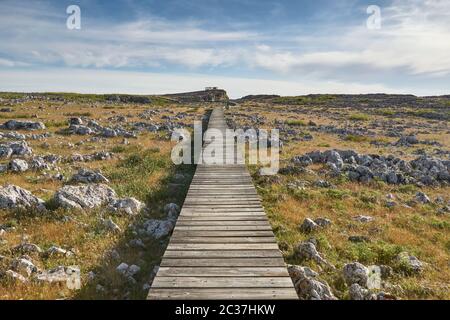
[
  {"x1": 109, "y1": 197, "x2": 144, "y2": 215},
  {"x1": 54, "y1": 184, "x2": 117, "y2": 209},
  {"x1": 287, "y1": 265, "x2": 337, "y2": 300},
  {"x1": 0, "y1": 185, "x2": 45, "y2": 211},
  {"x1": 9, "y1": 159, "x2": 29, "y2": 172},
  {"x1": 1, "y1": 120, "x2": 46, "y2": 131},
  {"x1": 343, "y1": 262, "x2": 368, "y2": 287},
  {"x1": 71, "y1": 168, "x2": 109, "y2": 184}
]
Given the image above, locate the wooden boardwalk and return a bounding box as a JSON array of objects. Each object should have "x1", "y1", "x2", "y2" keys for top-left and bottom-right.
[{"x1": 147, "y1": 107, "x2": 297, "y2": 300}]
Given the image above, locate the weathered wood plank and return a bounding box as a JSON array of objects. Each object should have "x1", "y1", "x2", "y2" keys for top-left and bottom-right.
[
  {"x1": 174, "y1": 226, "x2": 273, "y2": 231},
  {"x1": 169, "y1": 236, "x2": 277, "y2": 243},
  {"x1": 177, "y1": 219, "x2": 270, "y2": 227},
  {"x1": 160, "y1": 257, "x2": 286, "y2": 267},
  {"x1": 172, "y1": 231, "x2": 274, "y2": 237},
  {"x1": 147, "y1": 107, "x2": 297, "y2": 300},
  {"x1": 152, "y1": 277, "x2": 294, "y2": 288},
  {"x1": 163, "y1": 250, "x2": 282, "y2": 258},
  {"x1": 165, "y1": 243, "x2": 280, "y2": 250},
  {"x1": 148, "y1": 288, "x2": 298, "y2": 300},
  {"x1": 156, "y1": 267, "x2": 289, "y2": 277}
]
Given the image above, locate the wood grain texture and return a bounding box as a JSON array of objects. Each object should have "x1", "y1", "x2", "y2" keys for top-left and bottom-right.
[{"x1": 147, "y1": 107, "x2": 297, "y2": 300}]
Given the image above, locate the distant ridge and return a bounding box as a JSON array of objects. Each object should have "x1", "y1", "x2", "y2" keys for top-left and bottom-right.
[{"x1": 163, "y1": 88, "x2": 229, "y2": 103}]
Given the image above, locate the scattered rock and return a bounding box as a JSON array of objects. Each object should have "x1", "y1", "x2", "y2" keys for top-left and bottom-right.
[
  {"x1": 30, "y1": 157, "x2": 51, "y2": 171},
  {"x1": 415, "y1": 192, "x2": 431, "y2": 204},
  {"x1": 70, "y1": 168, "x2": 109, "y2": 184},
  {"x1": 34, "y1": 266, "x2": 80, "y2": 284},
  {"x1": 287, "y1": 265, "x2": 337, "y2": 300},
  {"x1": 11, "y1": 258, "x2": 38, "y2": 277},
  {"x1": 299, "y1": 217, "x2": 331, "y2": 233},
  {"x1": 46, "y1": 245, "x2": 73, "y2": 258},
  {"x1": 395, "y1": 252, "x2": 423, "y2": 274},
  {"x1": 54, "y1": 184, "x2": 117, "y2": 209},
  {"x1": 299, "y1": 218, "x2": 319, "y2": 233},
  {"x1": 0, "y1": 185, "x2": 46, "y2": 211},
  {"x1": 164, "y1": 203, "x2": 180, "y2": 219},
  {"x1": 1, "y1": 120, "x2": 46, "y2": 131},
  {"x1": 395, "y1": 135, "x2": 419, "y2": 146},
  {"x1": 349, "y1": 283, "x2": 375, "y2": 300},
  {"x1": 0, "y1": 141, "x2": 33, "y2": 158},
  {"x1": 353, "y1": 215, "x2": 374, "y2": 223},
  {"x1": 314, "y1": 217, "x2": 332, "y2": 227},
  {"x1": 101, "y1": 218, "x2": 121, "y2": 233},
  {"x1": 116, "y1": 263, "x2": 141, "y2": 278},
  {"x1": 12, "y1": 243, "x2": 43, "y2": 254},
  {"x1": 343, "y1": 262, "x2": 368, "y2": 287},
  {"x1": 292, "y1": 150, "x2": 450, "y2": 186},
  {"x1": 8, "y1": 159, "x2": 29, "y2": 172},
  {"x1": 109, "y1": 197, "x2": 144, "y2": 215},
  {"x1": 295, "y1": 239, "x2": 335, "y2": 269},
  {"x1": 5, "y1": 270, "x2": 28, "y2": 283},
  {"x1": 144, "y1": 219, "x2": 175, "y2": 239}
]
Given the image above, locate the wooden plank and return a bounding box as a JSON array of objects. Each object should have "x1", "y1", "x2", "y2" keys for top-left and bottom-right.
[
  {"x1": 148, "y1": 288, "x2": 298, "y2": 300},
  {"x1": 152, "y1": 277, "x2": 294, "y2": 288},
  {"x1": 166, "y1": 243, "x2": 280, "y2": 250},
  {"x1": 156, "y1": 267, "x2": 289, "y2": 277},
  {"x1": 163, "y1": 250, "x2": 282, "y2": 258},
  {"x1": 148, "y1": 107, "x2": 296, "y2": 301},
  {"x1": 160, "y1": 257, "x2": 286, "y2": 267},
  {"x1": 172, "y1": 231, "x2": 274, "y2": 237},
  {"x1": 176, "y1": 220, "x2": 270, "y2": 225},
  {"x1": 169, "y1": 237, "x2": 277, "y2": 243},
  {"x1": 174, "y1": 226, "x2": 273, "y2": 231},
  {"x1": 180, "y1": 212, "x2": 266, "y2": 216},
  {"x1": 177, "y1": 216, "x2": 269, "y2": 221}
]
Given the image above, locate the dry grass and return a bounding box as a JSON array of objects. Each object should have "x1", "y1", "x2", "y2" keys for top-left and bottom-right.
[
  {"x1": 233, "y1": 102, "x2": 450, "y2": 300},
  {"x1": 0, "y1": 98, "x2": 202, "y2": 300}
]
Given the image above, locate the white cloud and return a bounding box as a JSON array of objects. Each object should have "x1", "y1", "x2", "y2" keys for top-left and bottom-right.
[
  {"x1": 0, "y1": 68, "x2": 409, "y2": 98},
  {"x1": 250, "y1": 0, "x2": 450, "y2": 77},
  {"x1": 0, "y1": 0, "x2": 449, "y2": 95}
]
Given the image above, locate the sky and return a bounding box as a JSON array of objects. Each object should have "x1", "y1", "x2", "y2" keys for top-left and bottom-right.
[{"x1": 0, "y1": 0, "x2": 449, "y2": 98}]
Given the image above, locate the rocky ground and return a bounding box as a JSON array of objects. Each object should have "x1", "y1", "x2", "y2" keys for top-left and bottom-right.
[
  {"x1": 227, "y1": 95, "x2": 449, "y2": 300},
  {"x1": 0, "y1": 92, "x2": 206, "y2": 299},
  {"x1": 0, "y1": 92, "x2": 449, "y2": 300}
]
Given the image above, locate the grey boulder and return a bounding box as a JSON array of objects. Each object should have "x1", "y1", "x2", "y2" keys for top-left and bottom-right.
[
  {"x1": 0, "y1": 185, "x2": 45, "y2": 211},
  {"x1": 343, "y1": 262, "x2": 368, "y2": 287},
  {"x1": 54, "y1": 184, "x2": 117, "y2": 209},
  {"x1": 287, "y1": 265, "x2": 337, "y2": 300}
]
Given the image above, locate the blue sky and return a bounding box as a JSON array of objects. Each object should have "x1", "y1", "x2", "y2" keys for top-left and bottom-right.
[{"x1": 0, "y1": 0, "x2": 449, "y2": 98}]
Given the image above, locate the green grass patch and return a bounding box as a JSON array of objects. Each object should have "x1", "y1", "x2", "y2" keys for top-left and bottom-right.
[
  {"x1": 44, "y1": 120, "x2": 67, "y2": 128},
  {"x1": 63, "y1": 112, "x2": 93, "y2": 117},
  {"x1": 106, "y1": 149, "x2": 170, "y2": 201},
  {"x1": 0, "y1": 113, "x2": 30, "y2": 119},
  {"x1": 273, "y1": 95, "x2": 336, "y2": 105},
  {"x1": 285, "y1": 119, "x2": 307, "y2": 126},
  {"x1": 345, "y1": 134, "x2": 369, "y2": 142},
  {"x1": 398, "y1": 184, "x2": 417, "y2": 194},
  {"x1": 348, "y1": 113, "x2": 370, "y2": 121},
  {"x1": 317, "y1": 143, "x2": 331, "y2": 147},
  {"x1": 324, "y1": 189, "x2": 351, "y2": 200}
]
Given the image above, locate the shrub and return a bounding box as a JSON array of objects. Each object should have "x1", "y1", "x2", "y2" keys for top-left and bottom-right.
[
  {"x1": 349, "y1": 113, "x2": 370, "y2": 121},
  {"x1": 63, "y1": 112, "x2": 93, "y2": 117},
  {"x1": 325, "y1": 189, "x2": 351, "y2": 200},
  {"x1": 286, "y1": 119, "x2": 306, "y2": 126},
  {"x1": 345, "y1": 134, "x2": 369, "y2": 142}
]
